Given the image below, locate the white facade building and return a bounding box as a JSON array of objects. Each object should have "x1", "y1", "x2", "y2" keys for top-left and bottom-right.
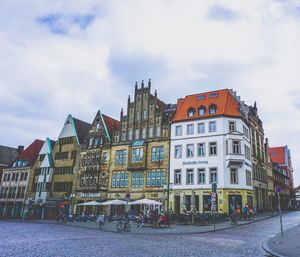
[{"x1": 169, "y1": 89, "x2": 253, "y2": 214}]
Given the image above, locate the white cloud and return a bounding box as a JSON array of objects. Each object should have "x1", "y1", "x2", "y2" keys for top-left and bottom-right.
[{"x1": 0, "y1": 0, "x2": 299, "y2": 185}]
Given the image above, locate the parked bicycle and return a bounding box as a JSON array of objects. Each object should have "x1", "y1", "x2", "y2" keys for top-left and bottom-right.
[{"x1": 116, "y1": 218, "x2": 131, "y2": 232}]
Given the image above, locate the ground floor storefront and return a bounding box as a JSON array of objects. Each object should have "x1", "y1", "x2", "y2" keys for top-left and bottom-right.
[
  {"x1": 169, "y1": 188, "x2": 254, "y2": 215},
  {"x1": 0, "y1": 201, "x2": 24, "y2": 218}
]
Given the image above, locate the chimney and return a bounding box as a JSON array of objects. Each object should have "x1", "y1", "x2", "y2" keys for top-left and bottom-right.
[
  {"x1": 17, "y1": 145, "x2": 24, "y2": 156},
  {"x1": 141, "y1": 80, "x2": 144, "y2": 89},
  {"x1": 148, "y1": 78, "x2": 151, "y2": 90}
]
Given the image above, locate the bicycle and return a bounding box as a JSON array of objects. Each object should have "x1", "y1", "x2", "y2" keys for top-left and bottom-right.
[{"x1": 116, "y1": 218, "x2": 131, "y2": 232}]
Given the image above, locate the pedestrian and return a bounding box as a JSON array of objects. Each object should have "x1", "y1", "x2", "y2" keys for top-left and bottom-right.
[
  {"x1": 97, "y1": 213, "x2": 105, "y2": 230},
  {"x1": 236, "y1": 205, "x2": 241, "y2": 219},
  {"x1": 243, "y1": 203, "x2": 249, "y2": 221},
  {"x1": 159, "y1": 212, "x2": 167, "y2": 228},
  {"x1": 136, "y1": 212, "x2": 144, "y2": 227}
]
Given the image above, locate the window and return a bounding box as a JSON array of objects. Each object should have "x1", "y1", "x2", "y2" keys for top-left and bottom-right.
[
  {"x1": 198, "y1": 168, "x2": 205, "y2": 184},
  {"x1": 244, "y1": 145, "x2": 250, "y2": 160},
  {"x1": 115, "y1": 150, "x2": 127, "y2": 165},
  {"x1": 175, "y1": 126, "x2": 182, "y2": 136},
  {"x1": 174, "y1": 170, "x2": 181, "y2": 184},
  {"x1": 198, "y1": 123, "x2": 205, "y2": 133},
  {"x1": 188, "y1": 108, "x2": 195, "y2": 117},
  {"x1": 187, "y1": 144, "x2": 194, "y2": 158},
  {"x1": 246, "y1": 170, "x2": 252, "y2": 186},
  {"x1": 209, "y1": 104, "x2": 217, "y2": 114},
  {"x1": 230, "y1": 168, "x2": 238, "y2": 184},
  {"x1": 121, "y1": 131, "x2": 126, "y2": 141},
  {"x1": 209, "y1": 142, "x2": 217, "y2": 155},
  {"x1": 132, "y1": 172, "x2": 144, "y2": 188},
  {"x1": 132, "y1": 148, "x2": 143, "y2": 163},
  {"x1": 209, "y1": 93, "x2": 218, "y2": 98},
  {"x1": 209, "y1": 121, "x2": 216, "y2": 132},
  {"x1": 102, "y1": 152, "x2": 108, "y2": 164},
  {"x1": 89, "y1": 138, "x2": 93, "y2": 147},
  {"x1": 135, "y1": 129, "x2": 139, "y2": 140},
  {"x1": 229, "y1": 121, "x2": 236, "y2": 132},
  {"x1": 210, "y1": 168, "x2": 217, "y2": 183},
  {"x1": 142, "y1": 128, "x2": 146, "y2": 139},
  {"x1": 198, "y1": 106, "x2": 205, "y2": 116},
  {"x1": 112, "y1": 171, "x2": 129, "y2": 188},
  {"x1": 187, "y1": 124, "x2": 194, "y2": 135},
  {"x1": 197, "y1": 143, "x2": 205, "y2": 157},
  {"x1": 146, "y1": 170, "x2": 165, "y2": 187},
  {"x1": 143, "y1": 109, "x2": 148, "y2": 120},
  {"x1": 175, "y1": 145, "x2": 182, "y2": 159},
  {"x1": 232, "y1": 141, "x2": 241, "y2": 154},
  {"x1": 152, "y1": 147, "x2": 164, "y2": 162},
  {"x1": 243, "y1": 125, "x2": 249, "y2": 138},
  {"x1": 128, "y1": 129, "x2": 133, "y2": 141},
  {"x1": 197, "y1": 95, "x2": 205, "y2": 100},
  {"x1": 156, "y1": 126, "x2": 161, "y2": 138},
  {"x1": 149, "y1": 127, "x2": 153, "y2": 138},
  {"x1": 186, "y1": 169, "x2": 194, "y2": 184}
]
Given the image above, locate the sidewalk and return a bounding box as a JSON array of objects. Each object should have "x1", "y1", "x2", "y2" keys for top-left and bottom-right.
[
  {"x1": 32, "y1": 212, "x2": 278, "y2": 235},
  {"x1": 262, "y1": 222, "x2": 300, "y2": 257}
]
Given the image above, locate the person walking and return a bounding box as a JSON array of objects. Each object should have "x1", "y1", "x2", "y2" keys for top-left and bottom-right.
[{"x1": 97, "y1": 213, "x2": 105, "y2": 230}]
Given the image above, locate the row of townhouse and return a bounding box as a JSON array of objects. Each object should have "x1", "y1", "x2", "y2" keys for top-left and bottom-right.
[{"x1": 0, "y1": 80, "x2": 295, "y2": 218}]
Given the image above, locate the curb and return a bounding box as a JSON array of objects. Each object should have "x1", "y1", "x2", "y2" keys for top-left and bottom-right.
[
  {"x1": 1, "y1": 213, "x2": 280, "y2": 236},
  {"x1": 261, "y1": 238, "x2": 285, "y2": 257}
]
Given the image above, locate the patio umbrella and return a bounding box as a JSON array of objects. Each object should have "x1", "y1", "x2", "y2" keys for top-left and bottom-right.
[
  {"x1": 129, "y1": 198, "x2": 162, "y2": 205},
  {"x1": 99, "y1": 199, "x2": 127, "y2": 205},
  {"x1": 76, "y1": 201, "x2": 103, "y2": 206}
]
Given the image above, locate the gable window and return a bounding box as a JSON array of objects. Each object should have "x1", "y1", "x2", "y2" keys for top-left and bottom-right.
[
  {"x1": 102, "y1": 152, "x2": 108, "y2": 164},
  {"x1": 156, "y1": 126, "x2": 161, "y2": 138},
  {"x1": 187, "y1": 124, "x2": 194, "y2": 135},
  {"x1": 175, "y1": 145, "x2": 182, "y2": 159},
  {"x1": 174, "y1": 170, "x2": 181, "y2": 184},
  {"x1": 209, "y1": 121, "x2": 216, "y2": 132},
  {"x1": 143, "y1": 109, "x2": 148, "y2": 120},
  {"x1": 209, "y1": 104, "x2": 217, "y2": 114},
  {"x1": 135, "y1": 129, "x2": 139, "y2": 140},
  {"x1": 187, "y1": 144, "x2": 194, "y2": 158},
  {"x1": 142, "y1": 128, "x2": 146, "y2": 139},
  {"x1": 149, "y1": 127, "x2": 153, "y2": 138},
  {"x1": 198, "y1": 106, "x2": 206, "y2": 116},
  {"x1": 151, "y1": 146, "x2": 164, "y2": 162},
  {"x1": 229, "y1": 121, "x2": 236, "y2": 132},
  {"x1": 188, "y1": 108, "x2": 195, "y2": 117},
  {"x1": 197, "y1": 143, "x2": 205, "y2": 157},
  {"x1": 132, "y1": 147, "x2": 144, "y2": 163},
  {"x1": 198, "y1": 123, "x2": 205, "y2": 133},
  {"x1": 175, "y1": 126, "x2": 182, "y2": 136},
  {"x1": 128, "y1": 129, "x2": 133, "y2": 141}
]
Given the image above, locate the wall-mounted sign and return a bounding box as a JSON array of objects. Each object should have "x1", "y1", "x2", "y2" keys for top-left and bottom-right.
[
  {"x1": 80, "y1": 192, "x2": 101, "y2": 198},
  {"x1": 182, "y1": 160, "x2": 208, "y2": 165},
  {"x1": 132, "y1": 140, "x2": 144, "y2": 147}
]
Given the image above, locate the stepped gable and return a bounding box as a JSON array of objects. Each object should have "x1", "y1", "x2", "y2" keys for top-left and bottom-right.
[{"x1": 173, "y1": 88, "x2": 241, "y2": 122}]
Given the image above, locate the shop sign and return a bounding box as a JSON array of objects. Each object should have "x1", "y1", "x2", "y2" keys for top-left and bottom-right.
[
  {"x1": 182, "y1": 160, "x2": 208, "y2": 165},
  {"x1": 132, "y1": 140, "x2": 144, "y2": 147},
  {"x1": 80, "y1": 192, "x2": 101, "y2": 198}
]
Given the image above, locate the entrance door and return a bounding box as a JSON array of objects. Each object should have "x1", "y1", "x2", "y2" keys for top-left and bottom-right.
[
  {"x1": 203, "y1": 195, "x2": 211, "y2": 213},
  {"x1": 228, "y1": 195, "x2": 242, "y2": 214},
  {"x1": 174, "y1": 195, "x2": 180, "y2": 215}
]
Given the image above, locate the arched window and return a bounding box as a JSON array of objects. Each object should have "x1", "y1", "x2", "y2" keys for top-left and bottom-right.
[
  {"x1": 209, "y1": 104, "x2": 217, "y2": 114},
  {"x1": 187, "y1": 108, "x2": 195, "y2": 117},
  {"x1": 198, "y1": 106, "x2": 206, "y2": 116}
]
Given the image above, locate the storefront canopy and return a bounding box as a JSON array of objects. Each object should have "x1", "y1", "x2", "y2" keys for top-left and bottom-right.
[
  {"x1": 128, "y1": 198, "x2": 162, "y2": 206},
  {"x1": 99, "y1": 199, "x2": 127, "y2": 205},
  {"x1": 76, "y1": 201, "x2": 102, "y2": 206}
]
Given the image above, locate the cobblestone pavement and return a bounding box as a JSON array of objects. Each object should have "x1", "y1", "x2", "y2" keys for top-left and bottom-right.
[{"x1": 1, "y1": 211, "x2": 300, "y2": 257}]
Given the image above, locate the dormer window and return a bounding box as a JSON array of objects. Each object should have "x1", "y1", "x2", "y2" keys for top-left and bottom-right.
[
  {"x1": 209, "y1": 104, "x2": 217, "y2": 114},
  {"x1": 188, "y1": 108, "x2": 195, "y2": 117},
  {"x1": 198, "y1": 106, "x2": 206, "y2": 116}
]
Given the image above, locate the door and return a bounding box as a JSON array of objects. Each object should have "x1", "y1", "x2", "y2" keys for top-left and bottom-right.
[
  {"x1": 174, "y1": 195, "x2": 180, "y2": 215},
  {"x1": 228, "y1": 195, "x2": 242, "y2": 214}
]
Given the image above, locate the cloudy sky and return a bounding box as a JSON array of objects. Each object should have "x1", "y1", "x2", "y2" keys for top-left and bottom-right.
[{"x1": 0, "y1": 0, "x2": 299, "y2": 185}]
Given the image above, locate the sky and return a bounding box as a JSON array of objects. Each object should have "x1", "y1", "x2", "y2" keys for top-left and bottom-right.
[{"x1": 0, "y1": 0, "x2": 299, "y2": 186}]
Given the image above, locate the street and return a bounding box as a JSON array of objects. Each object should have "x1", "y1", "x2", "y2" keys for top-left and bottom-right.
[{"x1": 1, "y1": 211, "x2": 300, "y2": 257}]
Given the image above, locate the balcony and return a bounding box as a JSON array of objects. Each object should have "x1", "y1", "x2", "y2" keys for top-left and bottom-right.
[{"x1": 226, "y1": 153, "x2": 244, "y2": 167}]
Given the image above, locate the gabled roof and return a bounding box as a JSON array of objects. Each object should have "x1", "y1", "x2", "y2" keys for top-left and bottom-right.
[
  {"x1": 172, "y1": 89, "x2": 241, "y2": 122},
  {"x1": 0, "y1": 145, "x2": 18, "y2": 166},
  {"x1": 58, "y1": 114, "x2": 91, "y2": 144},
  {"x1": 11, "y1": 139, "x2": 44, "y2": 168},
  {"x1": 40, "y1": 153, "x2": 53, "y2": 168},
  {"x1": 268, "y1": 146, "x2": 286, "y2": 165},
  {"x1": 102, "y1": 113, "x2": 120, "y2": 137}
]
